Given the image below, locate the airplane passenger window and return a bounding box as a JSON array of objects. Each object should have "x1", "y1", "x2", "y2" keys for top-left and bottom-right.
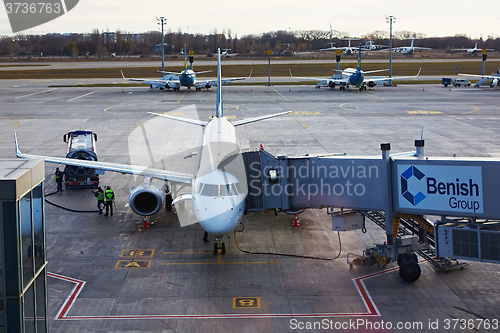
[
  {"x1": 201, "y1": 184, "x2": 218, "y2": 196},
  {"x1": 220, "y1": 184, "x2": 236, "y2": 196}
]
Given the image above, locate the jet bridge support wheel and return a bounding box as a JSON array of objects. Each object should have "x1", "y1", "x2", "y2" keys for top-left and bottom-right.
[{"x1": 399, "y1": 260, "x2": 421, "y2": 282}]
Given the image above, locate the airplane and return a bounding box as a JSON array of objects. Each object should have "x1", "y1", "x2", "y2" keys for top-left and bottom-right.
[
  {"x1": 320, "y1": 38, "x2": 360, "y2": 55},
  {"x1": 451, "y1": 42, "x2": 494, "y2": 55},
  {"x1": 15, "y1": 49, "x2": 291, "y2": 254},
  {"x1": 215, "y1": 49, "x2": 239, "y2": 57},
  {"x1": 290, "y1": 45, "x2": 421, "y2": 91},
  {"x1": 121, "y1": 45, "x2": 251, "y2": 91},
  {"x1": 457, "y1": 71, "x2": 500, "y2": 88},
  {"x1": 361, "y1": 40, "x2": 389, "y2": 51},
  {"x1": 390, "y1": 38, "x2": 431, "y2": 55}
]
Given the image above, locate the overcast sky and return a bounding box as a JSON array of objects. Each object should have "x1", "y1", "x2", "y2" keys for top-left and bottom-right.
[{"x1": 1, "y1": 0, "x2": 498, "y2": 39}]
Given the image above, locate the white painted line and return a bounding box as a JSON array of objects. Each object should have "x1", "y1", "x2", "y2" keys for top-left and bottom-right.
[
  {"x1": 14, "y1": 88, "x2": 57, "y2": 99},
  {"x1": 67, "y1": 91, "x2": 95, "y2": 102}
]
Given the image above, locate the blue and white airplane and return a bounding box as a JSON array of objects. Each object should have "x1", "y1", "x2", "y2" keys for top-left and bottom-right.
[
  {"x1": 122, "y1": 46, "x2": 251, "y2": 92},
  {"x1": 15, "y1": 49, "x2": 290, "y2": 254},
  {"x1": 290, "y1": 45, "x2": 421, "y2": 91}
]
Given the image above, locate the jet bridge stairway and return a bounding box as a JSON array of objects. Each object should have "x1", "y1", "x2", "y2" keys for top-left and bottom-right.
[{"x1": 363, "y1": 211, "x2": 469, "y2": 272}]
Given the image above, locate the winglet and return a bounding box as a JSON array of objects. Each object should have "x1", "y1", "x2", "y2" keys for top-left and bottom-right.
[
  {"x1": 120, "y1": 70, "x2": 127, "y2": 80},
  {"x1": 14, "y1": 130, "x2": 22, "y2": 157},
  {"x1": 248, "y1": 69, "x2": 253, "y2": 78},
  {"x1": 417, "y1": 67, "x2": 422, "y2": 76},
  {"x1": 289, "y1": 69, "x2": 294, "y2": 78}
]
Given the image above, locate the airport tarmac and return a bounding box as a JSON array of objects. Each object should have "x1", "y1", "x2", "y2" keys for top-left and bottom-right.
[{"x1": 1, "y1": 82, "x2": 500, "y2": 332}]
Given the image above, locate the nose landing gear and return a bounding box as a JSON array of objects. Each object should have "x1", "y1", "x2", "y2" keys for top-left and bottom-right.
[{"x1": 214, "y1": 237, "x2": 226, "y2": 254}]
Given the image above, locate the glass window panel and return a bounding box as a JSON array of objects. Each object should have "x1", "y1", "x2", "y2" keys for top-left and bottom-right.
[
  {"x1": 20, "y1": 192, "x2": 34, "y2": 288},
  {"x1": 23, "y1": 284, "x2": 35, "y2": 333},
  {"x1": 201, "y1": 184, "x2": 218, "y2": 196},
  {"x1": 195, "y1": 183, "x2": 204, "y2": 194},
  {"x1": 33, "y1": 184, "x2": 45, "y2": 270},
  {"x1": 235, "y1": 182, "x2": 245, "y2": 194},
  {"x1": 220, "y1": 184, "x2": 235, "y2": 196},
  {"x1": 35, "y1": 270, "x2": 47, "y2": 333}
]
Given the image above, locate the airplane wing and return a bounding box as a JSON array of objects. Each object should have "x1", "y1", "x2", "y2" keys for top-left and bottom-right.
[
  {"x1": 14, "y1": 131, "x2": 192, "y2": 184},
  {"x1": 232, "y1": 111, "x2": 292, "y2": 127},
  {"x1": 364, "y1": 68, "x2": 421, "y2": 84},
  {"x1": 120, "y1": 70, "x2": 170, "y2": 87},
  {"x1": 319, "y1": 46, "x2": 341, "y2": 51},
  {"x1": 450, "y1": 48, "x2": 467, "y2": 51},
  {"x1": 289, "y1": 69, "x2": 347, "y2": 85},
  {"x1": 413, "y1": 47, "x2": 431, "y2": 50},
  {"x1": 458, "y1": 73, "x2": 499, "y2": 79},
  {"x1": 195, "y1": 70, "x2": 253, "y2": 87}
]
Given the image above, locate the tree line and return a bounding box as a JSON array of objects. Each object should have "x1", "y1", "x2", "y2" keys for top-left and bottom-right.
[{"x1": 0, "y1": 29, "x2": 498, "y2": 57}]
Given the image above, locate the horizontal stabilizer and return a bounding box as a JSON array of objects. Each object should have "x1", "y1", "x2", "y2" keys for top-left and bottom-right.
[
  {"x1": 232, "y1": 111, "x2": 292, "y2": 127},
  {"x1": 148, "y1": 112, "x2": 208, "y2": 126}
]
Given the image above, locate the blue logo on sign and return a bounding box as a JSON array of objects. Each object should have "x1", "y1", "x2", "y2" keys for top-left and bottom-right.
[{"x1": 401, "y1": 166, "x2": 426, "y2": 205}]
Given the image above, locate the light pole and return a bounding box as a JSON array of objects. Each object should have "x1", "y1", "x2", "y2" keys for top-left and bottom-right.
[
  {"x1": 157, "y1": 16, "x2": 167, "y2": 74},
  {"x1": 386, "y1": 15, "x2": 396, "y2": 79}
]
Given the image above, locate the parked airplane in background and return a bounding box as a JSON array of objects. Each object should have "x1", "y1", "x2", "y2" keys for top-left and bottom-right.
[
  {"x1": 320, "y1": 38, "x2": 360, "y2": 55},
  {"x1": 391, "y1": 38, "x2": 431, "y2": 55},
  {"x1": 451, "y1": 43, "x2": 494, "y2": 55},
  {"x1": 290, "y1": 45, "x2": 421, "y2": 91},
  {"x1": 219, "y1": 49, "x2": 239, "y2": 57},
  {"x1": 122, "y1": 46, "x2": 251, "y2": 91},
  {"x1": 362, "y1": 40, "x2": 389, "y2": 51},
  {"x1": 15, "y1": 49, "x2": 290, "y2": 254}
]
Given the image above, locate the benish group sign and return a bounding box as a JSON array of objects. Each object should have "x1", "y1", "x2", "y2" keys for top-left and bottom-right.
[{"x1": 397, "y1": 164, "x2": 483, "y2": 214}]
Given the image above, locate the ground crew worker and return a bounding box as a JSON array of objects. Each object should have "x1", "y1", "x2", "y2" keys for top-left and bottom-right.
[
  {"x1": 55, "y1": 167, "x2": 64, "y2": 192},
  {"x1": 104, "y1": 186, "x2": 115, "y2": 216},
  {"x1": 93, "y1": 187, "x2": 105, "y2": 214}
]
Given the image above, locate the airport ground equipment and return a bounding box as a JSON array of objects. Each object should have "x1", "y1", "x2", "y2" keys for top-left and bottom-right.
[
  {"x1": 62, "y1": 130, "x2": 100, "y2": 189},
  {"x1": 441, "y1": 78, "x2": 471, "y2": 87},
  {"x1": 242, "y1": 140, "x2": 500, "y2": 281}
]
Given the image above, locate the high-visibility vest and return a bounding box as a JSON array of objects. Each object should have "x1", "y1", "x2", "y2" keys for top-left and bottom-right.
[
  {"x1": 55, "y1": 171, "x2": 62, "y2": 179},
  {"x1": 96, "y1": 191, "x2": 105, "y2": 201},
  {"x1": 105, "y1": 190, "x2": 115, "y2": 202}
]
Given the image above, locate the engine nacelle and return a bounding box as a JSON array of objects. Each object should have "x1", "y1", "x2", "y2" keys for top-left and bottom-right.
[
  {"x1": 129, "y1": 182, "x2": 164, "y2": 216},
  {"x1": 328, "y1": 81, "x2": 336, "y2": 88},
  {"x1": 491, "y1": 78, "x2": 500, "y2": 87},
  {"x1": 367, "y1": 81, "x2": 377, "y2": 88}
]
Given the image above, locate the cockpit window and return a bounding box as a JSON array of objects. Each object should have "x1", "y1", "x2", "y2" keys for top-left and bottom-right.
[
  {"x1": 220, "y1": 184, "x2": 236, "y2": 196},
  {"x1": 195, "y1": 183, "x2": 204, "y2": 194},
  {"x1": 201, "y1": 184, "x2": 218, "y2": 196}
]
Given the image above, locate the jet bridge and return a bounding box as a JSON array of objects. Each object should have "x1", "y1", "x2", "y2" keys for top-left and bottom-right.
[{"x1": 242, "y1": 141, "x2": 500, "y2": 281}]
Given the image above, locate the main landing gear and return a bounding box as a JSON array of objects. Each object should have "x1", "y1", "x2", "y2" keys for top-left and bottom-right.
[{"x1": 214, "y1": 237, "x2": 225, "y2": 254}]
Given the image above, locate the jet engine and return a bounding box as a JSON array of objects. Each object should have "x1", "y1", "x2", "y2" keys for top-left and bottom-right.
[
  {"x1": 129, "y1": 178, "x2": 165, "y2": 216},
  {"x1": 490, "y1": 78, "x2": 500, "y2": 87},
  {"x1": 328, "y1": 81, "x2": 336, "y2": 88},
  {"x1": 367, "y1": 81, "x2": 377, "y2": 88}
]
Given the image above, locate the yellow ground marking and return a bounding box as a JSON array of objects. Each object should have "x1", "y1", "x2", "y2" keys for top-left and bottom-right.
[
  {"x1": 161, "y1": 251, "x2": 276, "y2": 265},
  {"x1": 273, "y1": 88, "x2": 289, "y2": 101},
  {"x1": 291, "y1": 111, "x2": 321, "y2": 115},
  {"x1": 406, "y1": 111, "x2": 443, "y2": 114},
  {"x1": 115, "y1": 260, "x2": 151, "y2": 268},
  {"x1": 233, "y1": 297, "x2": 261, "y2": 309},
  {"x1": 339, "y1": 103, "x2": 359, "y2": 111},
  {"x1": 0, "y1": 117, "x2": 19, "y2": 130},
  {"x1": 120, "y1": 249, "x2": 155, "y2": 257},
  {"x1": 177, "y1": 90, "x2": 189, "y2": 102},
  {"x1": 361, "y1": 91, "x2": 385, "y2": 100}
]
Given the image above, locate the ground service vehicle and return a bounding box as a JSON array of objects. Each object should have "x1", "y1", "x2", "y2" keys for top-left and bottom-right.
[
  {"x1": 442, "y1": 78, "x2": 472, "y2": 87},
  {"x1": 62, "y1": 130, "x2": 100, "y2": 189}
]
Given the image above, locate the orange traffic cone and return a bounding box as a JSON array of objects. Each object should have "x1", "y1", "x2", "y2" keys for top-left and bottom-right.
[
  {"x1": 142, "y1": 215, "x2": 149, "y2": 229},
  {"x1": 292, "y1": 213, "x2": 300, "y2": 227}
]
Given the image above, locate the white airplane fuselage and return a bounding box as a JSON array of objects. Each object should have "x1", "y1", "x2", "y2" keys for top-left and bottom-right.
[{"x1": 192, "y1": 117, "x2": 246, "y2": 236}]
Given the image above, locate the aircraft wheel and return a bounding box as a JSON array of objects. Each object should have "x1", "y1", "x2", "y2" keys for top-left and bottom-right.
[
  {"x1": 221, "y1": 243, "x2": 226, "y2": 254},
  {"x1": 214, "y1": 243, "x2": 218, "y2": 254},
  {"x1": 399, "y1": 260, "x2": 421, "y2": 282},
  {"x1": 165, "y1": 194, "x2": 173, "y2": 211},
  {"x1": 397, "y1": 252, "x2": 418, "y2": 266}
]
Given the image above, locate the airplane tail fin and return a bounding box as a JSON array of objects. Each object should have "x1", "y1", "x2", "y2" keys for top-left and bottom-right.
[
  {"x1": 356, "y1": 44, "x2": 362, "y2": 70},
  {"x1": 216, "y1": 48, "x2": 223, "y2": 118},
  {"x1": 184, "y1": 44, "x2": 187, "y2": 71}
]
